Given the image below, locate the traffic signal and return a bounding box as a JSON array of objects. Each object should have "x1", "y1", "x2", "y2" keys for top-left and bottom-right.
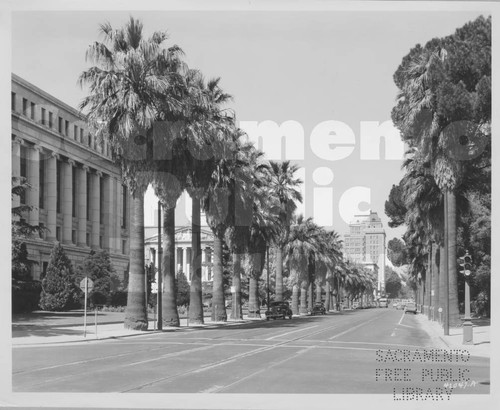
[
  {"x1": 459, "y1": 256, "x2": 465, "y2": 275},
  {"x1": 463, "y1": 252, "x2": 472, "y2": 277}
]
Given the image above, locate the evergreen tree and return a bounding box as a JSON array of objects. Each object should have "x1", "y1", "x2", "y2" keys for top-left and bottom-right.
[
  {"x1": 76, "y1": 250, "x2": 119, "y2": 306},
  {"x1": 39, "y1": 243, "x2": 80, "y2": 311},
  {"x1": 176, "y1": 271, "x2": 190, "y2": 307}
]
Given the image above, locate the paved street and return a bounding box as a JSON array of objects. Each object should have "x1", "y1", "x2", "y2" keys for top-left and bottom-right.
[{"x1": 13, "y1": 308, "x2": 490, "y2": 395}]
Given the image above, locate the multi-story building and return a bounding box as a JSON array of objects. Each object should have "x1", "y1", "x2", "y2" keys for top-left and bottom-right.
[
  {"x1": 11, "y1": 74, "x2": 131, "y2": 281},
  {"x1": 343, "y1": 210, "x2": 386, "y2": 294}
]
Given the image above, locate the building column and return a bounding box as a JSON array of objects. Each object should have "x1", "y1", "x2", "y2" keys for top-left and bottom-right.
[
  {"x1": 174, "y1": 246, "x2": 178, "y2": 274},
  {"x1": 202, "y1": 247, "x2": 208, "y2": 281},
  {"x1": 205, "y1": 247, "x2": 212, "y2": 281},
  {"x1": 27, "y1": 145, "x2": 41, "y2": 227},
  {"x1": 186, "y1": 247, "x2": 191, "y2": 280},
  {"x1": 91, "y1": 171, "x2": 101, "y2": 249},
  {"x1": 45, "y1": 152, "x2": 58, "y2": 242},
  {"x1": 103, "y1": 174, "x2": 112, "y2": 251},
  {"x1": 114, "y1": 178, "x2": 122, "y2": 253},
  {"x1": 77, "y1": 165, "x2": 88, "y2": 247},
  {"x1": 182, "y1": 247, "x2": 187, "y2": 277},
  {"x1": 11, "y1": 137, "x2": 22, "y2": 212},
  {"x1": 62, "y1": 159, "x2": 74, "y2": 245}
]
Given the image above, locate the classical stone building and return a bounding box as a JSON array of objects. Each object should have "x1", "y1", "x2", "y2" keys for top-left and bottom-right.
[
  {"x1": 144, "y1": 226, "x2": 214, "y2": 282},
  {"x1": 11, "y1": 74, "x2": 131, "y2": 281},
  {"x1": 343, "y1": 210, "x2": 386, "y2": 294}
]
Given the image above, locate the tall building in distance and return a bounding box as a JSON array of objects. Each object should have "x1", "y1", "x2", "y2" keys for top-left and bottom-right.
[
  {"x1": 11, "y1": 74, "x2": 131, "y2": 281},
  {"x1": 343, "y1": 210, "x2": 386, "y2": 295}
]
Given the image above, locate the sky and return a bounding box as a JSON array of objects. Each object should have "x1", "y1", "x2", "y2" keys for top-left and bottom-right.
[{"x1": 9, "y1": 7, "x2": 489, "y2": 241}]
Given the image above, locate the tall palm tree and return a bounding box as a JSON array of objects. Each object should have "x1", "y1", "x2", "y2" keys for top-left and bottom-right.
[
  {"x1": 284, "y1": 216, "x2": 324, "y2": 314},
  {"x1": 79, "y1": 17, "x2": 185, "y2": 330},
  {"x1": 269, "y1": 161, "x2": 302, "y2": 302}
]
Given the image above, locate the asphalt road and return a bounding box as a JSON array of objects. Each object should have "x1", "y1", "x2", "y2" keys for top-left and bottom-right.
[{"x1": 13, "y1": 308, "x2": 490, "y2": 395}]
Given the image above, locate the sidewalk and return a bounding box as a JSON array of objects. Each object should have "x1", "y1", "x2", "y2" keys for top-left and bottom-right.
[
  {"x1": 11, "y1": 310, "x2": 260, "y2": 347},
  {"x1": 415, "y1": 313, "x2": 490, "y2": 358}
]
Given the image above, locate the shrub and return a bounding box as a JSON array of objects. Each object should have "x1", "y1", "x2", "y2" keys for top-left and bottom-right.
[{"x1": 12, "y1": 280, "x2": 42, "y2": 313}]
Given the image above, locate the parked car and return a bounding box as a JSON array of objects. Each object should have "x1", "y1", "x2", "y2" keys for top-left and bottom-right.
[
  {"x1": 404, "y1": 302, "x2": 417, "y2": 314},
  {"x1": 265, "y1": 301, "x2": 293, "y2": 320},
  {"x1": 378, "y1": 298, "x2": 389, "y2": 308},
  {"x1": 311, "y1": 302, "x2": 326, "y2": 315}
]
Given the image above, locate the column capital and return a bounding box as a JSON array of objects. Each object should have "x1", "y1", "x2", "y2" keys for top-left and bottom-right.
[
  {"x1": 12, "y1": 136, "x2": 24, "y2": 146},
  {"x1": 95, "y1": 170, "x2": 103, "y2": 178},
  {"x1": 67, "y1": 159, "x2": 76, "y2": 166},
  {"x1": 51, "y1": 151, "x2": 60, "y2": 160},
  {"x1": 82, "y1": 165, "x2": 90, "y2": 172},
  {"x1": 33, "y1": 144, "x2": 44, "y2": 153}
]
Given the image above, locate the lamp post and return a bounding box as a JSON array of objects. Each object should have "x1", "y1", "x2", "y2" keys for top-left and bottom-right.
[{"x1": 157, "y1": 201, "x2": 163, "y2": 330}]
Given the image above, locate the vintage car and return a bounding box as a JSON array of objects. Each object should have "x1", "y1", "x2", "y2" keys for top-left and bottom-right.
[
  {"x1": 311, "y1": 302, "x2": 327, "y2": 315},
  {"x1": 404, "y1": 301, "x2": 418, "y2": 314},
  {"x1": 265, "y1": 301, "x2": 293, "y2": 320}
]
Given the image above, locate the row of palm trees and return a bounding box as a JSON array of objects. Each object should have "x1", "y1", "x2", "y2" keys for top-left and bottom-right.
[
  {"x1": 388, "y1": 16, "x2": 491, "y2": 332},
  {"x1": 79, "y1": 17, "x2": 377, "y2": 330}
]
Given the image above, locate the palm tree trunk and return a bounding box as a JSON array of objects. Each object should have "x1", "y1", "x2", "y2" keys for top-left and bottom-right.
[
  {"x1": 443, "y1": 191, "x2": 450, "y2": 334},
  {"x1": 248, "y1": 276, "x2": 260, "y2": 318},
  {"x1": 230, "y1": 252, "x2": 243, "y2": 320},
  {"x1": 431, "y1": 244, "x2": 440, "y2": 321},
  {"x1": 299, "y1": 280, "x2": 308, "y2": 314},
  {"x1": 308, "y1": 282, "x2": 313, "y2": 310},
  {"x1": 315, "y1": 282, "x2": 322, "y2": 304},
  {"x1": 162, "y1": 206, "x2": 179, "y2": 327},
  {"x1": 426, "y1": 244, "x2": 432, "y2": 319},
  {"x1": 189, "y1": 197, "x2": 203, "y2": 325},
  {"x1": 292, "y1": 284, "x2": 299, "y2": 315},
  {"x1": 447, "y1": 191, "x2": 460, "y2": 327},
  {"x1": 211, "y1": 232, "x2": 227, "y2": 322},
  {"x1": 275, "y1": 246, "x2": 283, "y2": 302},
  {"x1": 439, "y1": 244, "x2": 446, "y2": 324},
  {"x1": 124, "y1": 191, "x2": 148, "y2": 330},
  {"x1": 325, "y1": 282, "x2": 331, "y2": 312}
]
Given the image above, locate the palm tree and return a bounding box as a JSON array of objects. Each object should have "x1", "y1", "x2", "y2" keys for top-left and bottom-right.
[
  {"x1": 269, "y1": 161, "x2": 302, "y2": 302},
  {"x1": 284, "y1": 216, "x2": 324, "y2": 314},
  {"x1": 79, "y1": 17, "x2": 185, "y2": 330}
]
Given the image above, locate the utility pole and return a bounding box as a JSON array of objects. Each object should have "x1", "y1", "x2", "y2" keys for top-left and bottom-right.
[{"x1": 157, "y1": 201, "x2": 163, "y2": 330}]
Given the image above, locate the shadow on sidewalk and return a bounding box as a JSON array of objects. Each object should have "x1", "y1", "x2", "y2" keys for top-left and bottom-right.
[{"x1": 12, "y1": 323, "x2": 86, "y2": 338}]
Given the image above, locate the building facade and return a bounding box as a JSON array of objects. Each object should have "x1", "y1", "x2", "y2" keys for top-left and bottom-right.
[
  {"x1": 343, "y1": 211, "x2": 386, "y2": 294},
  {"x1": 11, "y1": 74, "x2": 131, "y2": 281},
  {"x1": 144, "y1": 226, "x2": 214, "y2": 282}
]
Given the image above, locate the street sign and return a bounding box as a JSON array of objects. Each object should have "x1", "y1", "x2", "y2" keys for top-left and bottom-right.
[
  {"x1": 80, "y1": 277, "x2": 94, "y2": 292},
  {"x1": 151, "y1": 282, "x2": 158, "y2": 294}
]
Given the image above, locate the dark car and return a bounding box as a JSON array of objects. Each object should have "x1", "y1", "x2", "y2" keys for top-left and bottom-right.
[
  {"x1": 265, "y1": 301, "x2": 293, "y2": 320},
  {"x1": 311, "y1": 302, "x2": 326, "y2": 315},
  {"x1": 404, "y1": 302, "x2": 417, "y2": 314}
]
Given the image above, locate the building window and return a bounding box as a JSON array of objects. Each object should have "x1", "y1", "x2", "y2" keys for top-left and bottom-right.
[
  {"x1": 41, "y1": 108, "x2": 46, "y2": 125},
  {"x1": 72, "y1": 166, "x2": 77, "y2": 217},
  {"x1": 42, "y1": 262, "x2": 49, "y2": 280},
  {"x1": 56, "y1": 159, "x2": 61, "y2": 213},
  {"x1": 65, "y1": 120, "x2": 69, "y2": 136},
  {"x1": 88, "y1": 134, "x2": 92, "y2": 148},
  {"x1": 39, "y1": 157, "x2": 45, "y2": 209},
  {"x1": 72, "y1": 230, "x2": 77, "y2": 244},
  {"x1": 11, "y1": 92, "x2": 16, "y2": 111},
  {"x1": 80, "y1": 128, "x2": 84, "y2": 143},
  {"x1": 122, "y1": 240, "x2": 127, "y2": 254},
  {"x1": 30, "y1": 102, "x2": 35, "y2": 120},
  {"x1": 22, "y1": 98, "x2": 28, "y2": 116},
  {"x1": 86, "y1": 233, "x2": 90, "y2": 246},
  {"x1": 19, "y1": 146, "x2": 27, "y2": 204},
  {"x1": 122, "y1": 185, "x2": 127, "y2": 228},
  {"x1": 58, "y1": 117, "x2": 63, "y2": 133},
  {"x1": 74, "y1": 125, "x2": 78, "y2": 140},
  {"x1": 56, "y1": 226, "x2": 61, "y2": 241},
  {"x1": 99, "y1": 236, "x2": 103, "y2": 249},
  {"x1": 49, "y1": 112, "x2": 53, "y2": 128}
]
